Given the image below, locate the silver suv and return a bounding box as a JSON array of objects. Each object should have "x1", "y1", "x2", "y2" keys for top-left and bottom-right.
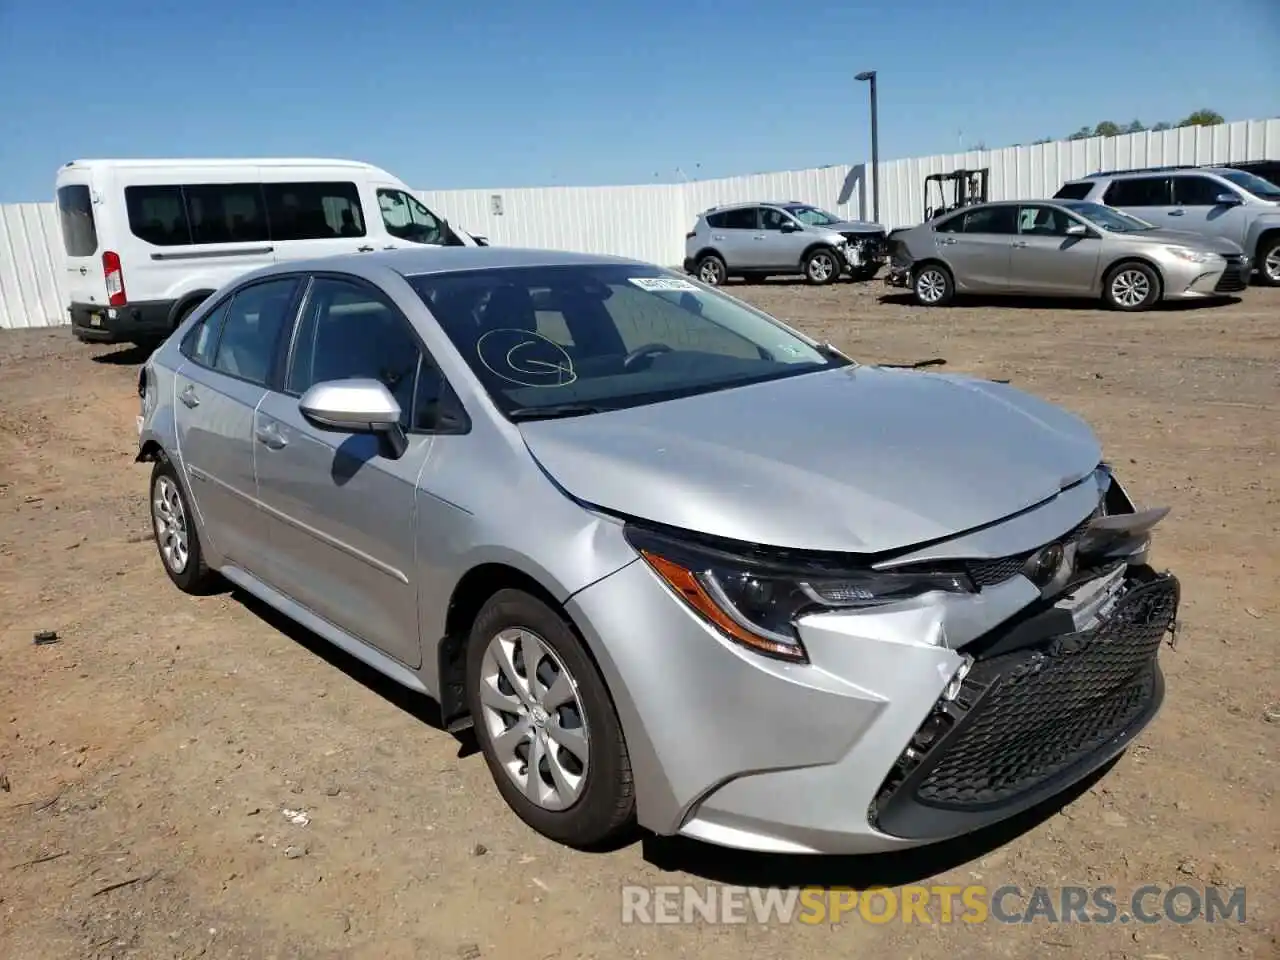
[
  {"x1": 1055, "y1": 166, "x2": 1280, "y2": 285},
  {"x1": 683, "y1": 201, "x2": 887, "y2": 286}
]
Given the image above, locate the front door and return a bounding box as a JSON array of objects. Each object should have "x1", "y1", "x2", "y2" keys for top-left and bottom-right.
[
  {"x1": 252, "y1": 274, "x2": 430, "y2": 668},
  {"x1": 172, "y1": 276, "x2": 301, "y2": 570},
  {"x1": 1169, "y1": 175, "x2": 1251, "y2": 248},
  {"x1": 758, "y1": 206, "x2": 810, "y2": 269},
  {"x1": 1008, "y1": 204, "x2": 1102, "y2": 295},
  {"x1": 372, "y1": 185, "x2": 461, "y2": 250}
]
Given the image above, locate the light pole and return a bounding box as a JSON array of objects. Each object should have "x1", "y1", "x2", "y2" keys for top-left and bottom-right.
[{"x1": 856, "y1": 70, "x2": 879, "y2": 224}]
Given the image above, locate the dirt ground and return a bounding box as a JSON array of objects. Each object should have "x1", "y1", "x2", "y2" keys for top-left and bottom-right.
[{"x1": 1, "y1": 281, "x2": 1277, "y2": 960}]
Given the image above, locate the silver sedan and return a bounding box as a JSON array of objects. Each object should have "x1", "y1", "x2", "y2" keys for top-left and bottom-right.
[
  {"x1": 137, "y1": 246, "x2": 1178, "y2": 854},
  {"x1": 886, "y1": 200, "x2": 1250, "y2": 310}
]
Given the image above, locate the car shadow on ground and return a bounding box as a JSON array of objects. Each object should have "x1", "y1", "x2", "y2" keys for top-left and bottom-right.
[
  {"x1": 228, "y1": 577, "x2": 1115, "y2": 874},
  {"x1": 227, "y1": 586, "x2": 481, "y2": 760},
  {"x1": 641, "y1": 760, "x2": 1114, "y2": 887},
  {"x1": 90, "y1": 343, "x2": 156, "y2": 365},
  {"x1": 877, "y1": 292, "x2": 1243, "y2": 311}
]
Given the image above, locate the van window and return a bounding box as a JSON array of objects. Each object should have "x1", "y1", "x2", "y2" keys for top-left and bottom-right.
[
  {"x1": 56, "y1": 185, "x2": 98, "y2": 257},
  {"x1": 378, "y1": 189, "x2": 446, "y2": 244},
  {"x1": 126, "y1": 186, "x2": 193, "y2": 246},
  {"x1": 263, "y1": 182, "x2": 366, "y2": 240},
  {"x1": 184, "y1": 184, "x2": 270, "y2": 244}
]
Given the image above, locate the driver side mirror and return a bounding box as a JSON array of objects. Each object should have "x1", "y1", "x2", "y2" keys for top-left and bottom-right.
[
  {"x1": 1065, "y1": 223, "x2": 1090, "y2": 237},
  {"x1": 299, "y1": 379, "x2": 408, "y2": 458},
  {"x1": 1214, "y1": 192, "x2": 1242, "y2": 206},
  {"x1": 780, "y1": 221, "x2": 802, "y2": 233}
]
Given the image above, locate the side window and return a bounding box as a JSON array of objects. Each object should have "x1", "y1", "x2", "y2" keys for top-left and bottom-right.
[
  {"x1": 377, "y1": 189, "x2": 446, "y2": 245},
  {"x1": 1103, "y1": 177, "x2": 1172, "y2": 207},
  {"x1": 705, "y1": 212, "x2": 729, "y2": 229},
  {"x1": 960, "y1": 206, "x2": 1018, "y2": 234},
  {"x1": 56, "y1": 185, "x2": 99, "y2": 257},
  {"x1": 1052, "y1": 182, "x2": 1094, "y2": 200},
  {"x1": 184, "y1": 184, "x2": 269, "y2": 244},
  {"x1": 287, "y1": 277, "x2": 446, "y2": 430},
  {"x1": 1174, "y1": 176, "x2": 1234, "y2": 206},
  {"x1": 721, "y1": 208, "x2": 759, "y2": 230},
  {"x1": 760, "y1": 207, "x2": 792, "y2": 230},
  {"x1": 934, "y1": 213, "x2": 963, "y2": 233},
  {"x1": 263, "y1": 182, "x2": 366, "y2": 240},
  {"x1": 180, "y1": 298, "x2": 232, "y2": 366},
  {"x1": 1017, "y1": 204, "x2": 1071, "y2": 236},
  {"x1": 126, "y1": 185, "x2": 193, "y2": 246},
  {"x1": 211, "y1": 278, "x2": 300, "y2": 385}
]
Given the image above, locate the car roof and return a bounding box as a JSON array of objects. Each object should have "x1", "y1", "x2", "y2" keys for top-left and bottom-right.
[
  {"x1": 699, "y1": 200, "x2": 804, "y2": 215},
  {"x1": 245, "y1": 246, "x2": 652, "y2": 282},
  {"x1": 1073, "y1": 165, "x2": 1242, "y2": 182}
]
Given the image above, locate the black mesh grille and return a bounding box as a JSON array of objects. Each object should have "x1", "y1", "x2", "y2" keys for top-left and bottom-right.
[
  {"x1": 966, "y1": 512, "x2": 1095, "y2": 588},
  {"x1": 914, "y1": 574, "x2": 1177, "y2": 809},
  {"x1": 1214, "y1": 257, "x2": 1250, "y2": 293}
]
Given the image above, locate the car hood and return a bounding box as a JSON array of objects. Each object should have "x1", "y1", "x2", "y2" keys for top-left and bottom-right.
[
  {"x1": 822, "y1": 219, "x2": 884, "y2": 235},
  {"x1": 1128, "y1": 228, "x2": 1244, "y2": 255},
  {"x1": 517, "y1": 366, "x2": 1102, "y2": 554}
]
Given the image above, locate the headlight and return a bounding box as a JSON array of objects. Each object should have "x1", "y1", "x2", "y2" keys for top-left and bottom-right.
[
  {"x1": 1166, "y1": 246, "x2": 1219, "y2": 264},
  {"x1": 624, "y1": 525, "x2": 975, "y2": 662}
]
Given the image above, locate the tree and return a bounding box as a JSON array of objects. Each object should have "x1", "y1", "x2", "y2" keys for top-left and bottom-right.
[
  {"x1": 1151, "y1": 121, "x2": 1172, "y2": 132},
  {"x1": 1178, "y1": 109, "x2": 1225, "y2": 127},
  {"x1": 1093, "y1": 121, "x2": 1123, "y2": 137},
  {"x1": 1125, "y1": 120, "x2": 1146, "y2": 134}
]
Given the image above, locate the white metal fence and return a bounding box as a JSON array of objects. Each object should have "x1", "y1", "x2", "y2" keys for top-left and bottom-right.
[{"x1": 3, "y1": 117, "x2": 1278, "y2": 330}]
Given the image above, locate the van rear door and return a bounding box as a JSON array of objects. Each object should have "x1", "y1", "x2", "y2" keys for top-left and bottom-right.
[{"x1": 55, "y1": 175, "x2": 108, "y2": 312}]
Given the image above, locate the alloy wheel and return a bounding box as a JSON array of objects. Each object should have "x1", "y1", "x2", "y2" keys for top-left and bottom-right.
[
  {"x1": 916, "y1": 268, "x2": 947, "y2": 304},
  {"x1": 1110, "y1": 269, "x2": 1151, "y2": 308},
  {"x1": 808, "y1": 252, "x2": 836, "y2": 282},
  {"x1": 1265, "y1": 247, "x2": 1280, "y2": 283},
  {"x1": 152, "y1": 475, "x2": 189, "y2": 574}
]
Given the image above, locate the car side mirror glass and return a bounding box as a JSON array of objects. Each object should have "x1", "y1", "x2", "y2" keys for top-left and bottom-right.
[
  {"x1": 1065, "y1": 223, "x2": 1089, "y2": 237},
  {"x1": 1215, "y1": 192, "x2": 1242, "y2": 206}
]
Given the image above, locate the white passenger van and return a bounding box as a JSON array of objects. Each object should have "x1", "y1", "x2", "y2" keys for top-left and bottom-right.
[{"x1": 54, "y1": 158, "x2": 484, "y2": 344}]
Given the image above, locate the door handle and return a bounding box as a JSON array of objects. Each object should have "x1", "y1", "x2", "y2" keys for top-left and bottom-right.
[
  {"x1": 254, "y1": 424, "x2": 288, "y2": 450},
  {"x1": 78, "y1": 267, "x2": 88, "y2": 276},
  {"x1": 357, "y1": 244, "x2": 375, "y2": 252},
  {"x1": 382, "y1": 245, "x2": 398, "y2": 250},
  {"x1": 753, "y1": 235, "x2": 768, "y2": 240},
  {"x1": 179, "y1": 385, "x2": 200, "y2": 408},
  {"x1": 1167, "y1": 210, "x2": 1185, "y2": 216},
  {"x1": 938, "y1": 237, "x2": 957, "y2": 245},
  {"x1": 1012, "y1": 240, "x2": 1028, "y2": 248},
  {"x1": 712, "y1": 235, "x2": 726, "y2": 241}
]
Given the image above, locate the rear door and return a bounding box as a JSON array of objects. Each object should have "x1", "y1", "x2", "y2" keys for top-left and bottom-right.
[
  {"x1": 712, "y1": 207, "x2": 763, "y2": 270},
  {"x1": 939, "y1": 205, "x2": 1018, "y2": 290},
  {"x1": 1102, "y1": 176, "x2": 1174, "y2": 225},
  {"x1": 55, "y1": 176, "x2": 106, "y2": 312}
]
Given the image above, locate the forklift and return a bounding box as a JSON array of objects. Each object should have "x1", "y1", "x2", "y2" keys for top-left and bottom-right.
[{"x1": 923, "y1": 167, "x2": 990, "y2": 221}]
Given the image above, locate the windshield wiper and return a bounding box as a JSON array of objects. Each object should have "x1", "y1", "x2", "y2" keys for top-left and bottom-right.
[{"x1": 508, "y1": 403, "x2": 612, "y2": 422}]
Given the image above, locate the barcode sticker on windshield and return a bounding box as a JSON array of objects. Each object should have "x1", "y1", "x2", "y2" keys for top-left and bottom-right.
[{"x1": 629, "y1": 277, "x2": 701, "y2": 293}]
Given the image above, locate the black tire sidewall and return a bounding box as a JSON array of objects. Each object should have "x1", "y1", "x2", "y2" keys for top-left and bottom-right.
[
  {"x1": 804, "y1": 248, "x2": 840, "y2": 285},
  {"x1": 465, "y1": 588, "x2": 634, "y2": 848},
  {"x1": 149, "y1": 458, "x2": 208, "y2": 592},
  {"x1": 696, "y1": 255, "x2": 726, "y2": 286},
  {"x1": 1104, "y1": 262, "x2": 1161, "y2": 311}
]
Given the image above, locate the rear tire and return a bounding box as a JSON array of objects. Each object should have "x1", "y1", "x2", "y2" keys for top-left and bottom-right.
[
  {"x1": 149, "y1": 457, "x2": 217, "y2": 594},
  {"x1": 466, "y1": 589, "x2": 635, "y2": 849},
  {"x1": 1102, "y1": 261, "x2": 1162, "y2": 311},
  {"x1": 912, "y1": 263, "x2": 954, "y2": 306},
  {"x1": 802, "y1": 247, "x2": 841, "y2": 285},
  {"x1": 1256, "y1": 235, "x2": 1280, "y2": 287},
  {"x1": 695, "y1": 253, "x2": 727, "y2": 286}
]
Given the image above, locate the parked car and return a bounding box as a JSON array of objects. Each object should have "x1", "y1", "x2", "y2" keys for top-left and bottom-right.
[
  {"x1": 138, "y1": 246, "x2": 1178, "y2": 855},
  {"x1": 1053, "y1": 165, "x2": 1280, "y2": 286},
  {"x1": 886, "y1": 199, "x2": 1250, "y2": 311},
  {"x1": 55, "y1": 157, "x2": 480, "y2": 345},
  {"x1": 683, "y1": 201, "x2": 886, "y2": 286}
]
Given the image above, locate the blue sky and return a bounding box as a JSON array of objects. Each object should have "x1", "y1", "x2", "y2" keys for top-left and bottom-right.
[{"x1": 0, "y1": 0, "x2": 1276, "y2": 203}]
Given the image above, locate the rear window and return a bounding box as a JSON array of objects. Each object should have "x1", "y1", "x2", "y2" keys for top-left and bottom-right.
[
  {"x1": 56, "y1": 185, "x2": 98, "y2": 257},
  {"x1": 1102, "y1": 177, "x2": 1172, "y2": 207},
  {"x1": 1053, "y1": 182, "x2": 1094, "y2": 200}
]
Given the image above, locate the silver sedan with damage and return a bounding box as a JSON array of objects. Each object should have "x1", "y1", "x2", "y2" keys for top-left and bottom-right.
[
  {"x1": 137, "y1": 246, "x2": 1179, "y2": 854},
  {"x1": 886, "y1": 200, "x2": 1250, "y2": 310}
]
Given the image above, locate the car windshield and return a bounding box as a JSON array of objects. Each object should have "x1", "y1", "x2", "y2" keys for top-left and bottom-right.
[
  {"x1": 1221, "y1": 169, "x2": 1280, "y2": 200},
  {"x1": 1059, "y1": 201, "x2": 1156, "y2": 233},
  {"x1": 408, "y1": 264, "x2": 848, "y2": 418},
  {"x1": 785, "y1": 205, "x2": 842, "y2": 226}
]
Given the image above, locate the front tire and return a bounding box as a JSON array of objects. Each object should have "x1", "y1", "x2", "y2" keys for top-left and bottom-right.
[
  {"x1": 466, "y1": 589, "x2": 635, "y2": 849},
  {"x1": 1103, "y1": 261, "x2": 1162, "y2": 311},
  {"x1": 803, "y1": 247, "x2": 841, "y2": 285},
  {"x1": 149, "y1": 457, "x2": 216, "y2": 593},
  {"x1": 1256, "y1": 235, "x2": 1280, "y2": 287}
]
